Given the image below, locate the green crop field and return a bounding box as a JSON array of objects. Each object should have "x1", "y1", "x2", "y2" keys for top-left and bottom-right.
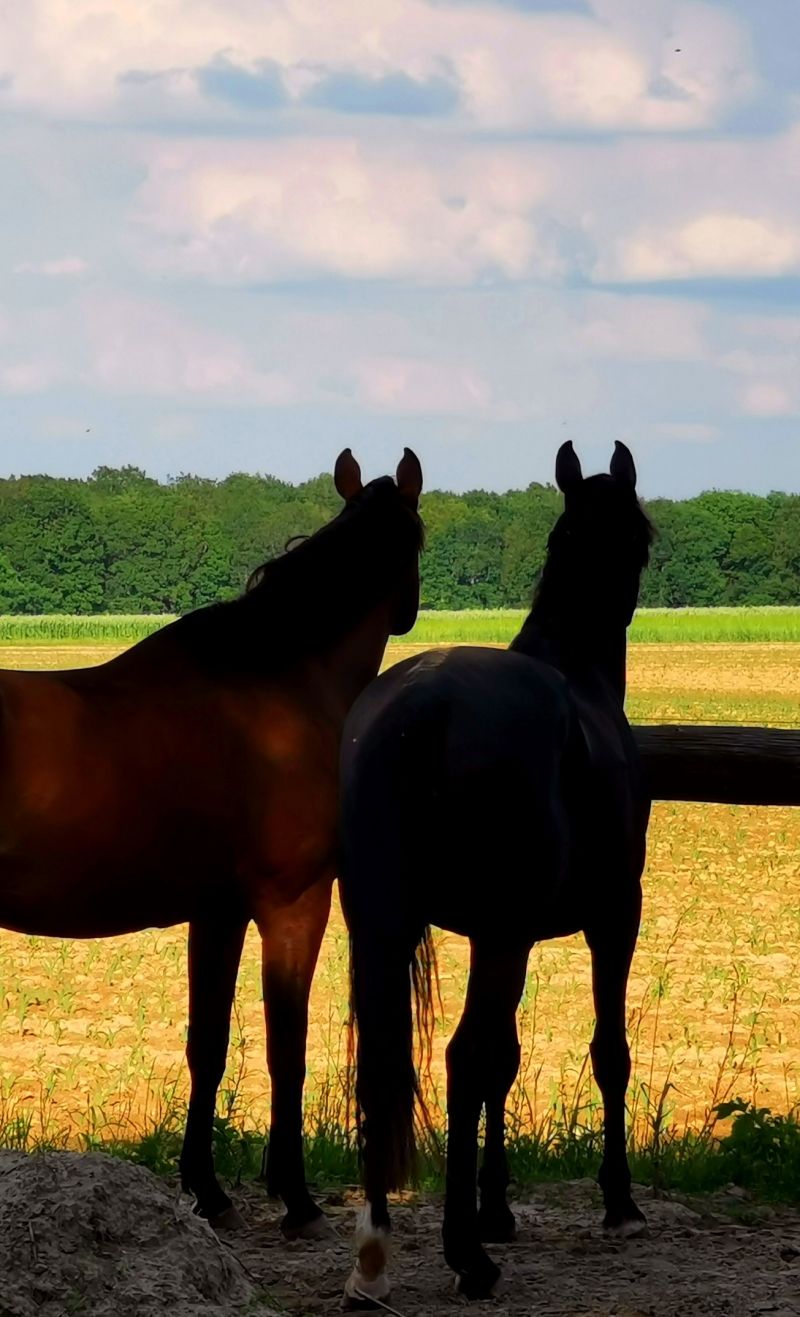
[
  {"x1": 1, "y1": 606, "x2": 800, "y2": 646},
  {"x1": 407, "y1": 607, "x2": 800, "y2": 645},
  {"x1": 0, "y1": 615, "x2": 173, "y2": 645}
]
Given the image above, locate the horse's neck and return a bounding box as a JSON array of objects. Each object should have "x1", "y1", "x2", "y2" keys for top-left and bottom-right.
[
  {"x1": 512, "y1": 614, "x2": 628, "y2": 705},
  {"x1": 304, "y1": 603, "x2": 393, "y2": 719}
]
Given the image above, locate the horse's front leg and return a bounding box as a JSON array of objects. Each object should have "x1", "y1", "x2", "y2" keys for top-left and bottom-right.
[
  {"x1": 587, "y1": 890, "x2": 646, "y2": 1237},
  {"x1": 443, "y1": 940, "x2": 529, "y2": 1298},
  {"x1": 179, "y1": 916, "x2": 248, "y2": 1227},
  {"x1": 477, "y1": 952, "x2": 528, "y2": 1244},
  {"x1": 255, "y1": 875, "x2": 333, "y2": 1240}
]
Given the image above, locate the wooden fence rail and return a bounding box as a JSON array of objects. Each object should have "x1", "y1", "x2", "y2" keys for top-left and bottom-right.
[{"x1": 633, "y1": 725, "x2": 800, "y2": 806}]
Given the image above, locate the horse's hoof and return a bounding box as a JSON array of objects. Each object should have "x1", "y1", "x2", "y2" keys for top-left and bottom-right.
[
  {"x1": 604, "y1": 1206, "x2": 647, "y2": 1239},
  {"x1": 343, "y1": 1268, "x2": 391, "y2": 1310},
  {"x1": 454, "y1": 1256, "x2": 502, "y2": 1300},
  {"x1": 209, "y1": 1204, "x2": 246, "y2": 1232},
  {"x1": 477, "y1": 1205, "x2": 517, "y2": 1244},
  {"x1": 282, "y1": 1211, "x2": 335, "y2": 1242}
]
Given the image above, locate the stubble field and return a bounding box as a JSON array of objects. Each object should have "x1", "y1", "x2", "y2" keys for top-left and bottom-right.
[{"x1": 0, "y1": 638, "x2": 798, "y2": 1161}]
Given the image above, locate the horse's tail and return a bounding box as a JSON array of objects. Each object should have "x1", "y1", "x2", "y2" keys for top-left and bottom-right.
[
  {"x1": 343, "y1": 678, "x2": 443, "y2": 1192},
  {"x1": 348, "y1": 919, "x2": 438, "y2": 1192}
]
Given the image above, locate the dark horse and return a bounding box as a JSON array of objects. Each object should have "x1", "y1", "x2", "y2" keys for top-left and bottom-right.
[
  {"x1": 340, "y1": 441, "x2": 653, "y2": 1304},
  {"x1": 0, "y1": 447, "x2": 423, "y2": 1240}
]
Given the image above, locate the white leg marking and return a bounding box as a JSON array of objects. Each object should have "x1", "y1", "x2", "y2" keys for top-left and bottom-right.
[{"x1": 343, "y1": 1203, "x2": 391, "y2": 1303}]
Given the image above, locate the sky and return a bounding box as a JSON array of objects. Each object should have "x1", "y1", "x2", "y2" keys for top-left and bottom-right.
[{"x1": 1, "y1": 1, "x2": 800, "y2": 499}]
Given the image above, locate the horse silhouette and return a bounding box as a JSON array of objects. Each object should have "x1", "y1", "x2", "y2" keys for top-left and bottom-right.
[
  {"x1": 0, "y1": 447, "x2": 423, "y2": 1240},
  {"x1": 340, "y1": 441, "x2": 652, "y2": 1303}
]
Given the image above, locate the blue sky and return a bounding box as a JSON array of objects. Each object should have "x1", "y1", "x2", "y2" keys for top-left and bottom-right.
[{"x1": 1, "y1": 1, "x2": 799, "y2": 498}]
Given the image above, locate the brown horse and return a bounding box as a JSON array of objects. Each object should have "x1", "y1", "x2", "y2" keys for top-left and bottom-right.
[{"x1": 0, "y1": 447, "x2": 423, "y2": 1239}]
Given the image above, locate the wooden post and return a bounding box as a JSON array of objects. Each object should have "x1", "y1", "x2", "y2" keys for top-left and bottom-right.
[{"x1": 633, "y1": 725, "x2": 800, "y2": 806}]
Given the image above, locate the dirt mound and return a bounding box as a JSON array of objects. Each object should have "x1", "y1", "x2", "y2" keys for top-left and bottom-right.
[{"x1": 0, "y1": 1151, "x2": 276, "y2": 1317}]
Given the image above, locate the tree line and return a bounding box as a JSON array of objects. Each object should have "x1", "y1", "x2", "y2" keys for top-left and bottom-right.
[{"x1": 0, "y1": 465, "x2": 797, "y2": 614}]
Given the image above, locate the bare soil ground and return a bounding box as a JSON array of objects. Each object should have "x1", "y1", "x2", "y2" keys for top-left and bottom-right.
[
  {"x1": 3, "y1": 1150, "x2": 799, "y2": 1316},
  {"x1": 227, "y1": 1178, "x2": 800, "y2": 1317}
]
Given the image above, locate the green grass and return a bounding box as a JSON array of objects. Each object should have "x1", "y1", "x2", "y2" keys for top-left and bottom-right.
[
  {"x1": 5, "y1": 1090, "x2": 799, "y2": 1206},
  {"x1": 0, "y1": 607, "x2": 799, "y2": 647},
  {"x1": 406, "y1": 607, "x2": 800, "y2": 646},
  {"x1": 631, "y1": 607, "x2": 800, "y2": 643}
]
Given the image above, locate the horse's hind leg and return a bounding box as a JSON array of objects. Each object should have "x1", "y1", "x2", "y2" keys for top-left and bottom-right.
[
  {"x1": 343, "y1": 1195, "x2": 392, "y2": 1311},
  {"x1": 587, "y1": 900, "x2": 646, "y2": 1237},
  {"x1": 256, "y1": 876, "x2": 333, "y2": 1240},
  {"x1": 442, "y1": 940, "x2": 529, "y2": 1298},
  {"x1": 179, "y1": 917, "x2": 248, "y2": 1228}
]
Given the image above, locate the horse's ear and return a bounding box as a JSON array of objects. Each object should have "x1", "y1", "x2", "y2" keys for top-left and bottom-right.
[
  {"x1": 334, "y1": 448, "x2": 363, "y2": 502},
  {"x1": 396, "y1": 447, "x2": 423, "y2": 508},
  {"x1": 555, "y1": 440, "x2": 583, "y2": 495},
  {"x1": 610, "y1": 440, "x2": 637, "y2": 490}
]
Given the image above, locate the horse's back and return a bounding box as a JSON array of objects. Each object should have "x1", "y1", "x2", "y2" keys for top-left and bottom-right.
[
  {"x1": 340, "y1": 647, "x2": 576, "y2": 938},
  {"x1": 344, "y1": 645, "x2": 570, "y2": 763}
]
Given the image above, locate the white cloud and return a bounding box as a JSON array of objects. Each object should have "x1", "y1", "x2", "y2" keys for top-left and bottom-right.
[
  {"x1": 611, "y1": 213, "x2": 800, "y2": 282},
  {"x1": 134, "y1": 138, "x2": 550, "y2": 285},
  {"x1": 548, "y1": 124, "x2": 800, "y2": 286},
  {"x1": 13, "y1": 256, "x2": 90, "y2": 276},
  {"x1": 586, "y1": 1, "x2": 757, "y2": 117},
  {"x1": 1, "y1": 0, "x2": 755, "y2": 132},
  {"x1": 126, "y1": 122, "x2": 800, "y2": 288}
]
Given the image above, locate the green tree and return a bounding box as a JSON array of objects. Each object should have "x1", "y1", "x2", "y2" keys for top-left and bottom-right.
[
  {"x1": 0, "y1": 551, "x2": 24, "y2": 612},
  {"x1": 0, "y1": 479, "x2": 105, "y2": 612},
  {"x1": 0, "y1": 464, "x2": 796, "y2": 614}
]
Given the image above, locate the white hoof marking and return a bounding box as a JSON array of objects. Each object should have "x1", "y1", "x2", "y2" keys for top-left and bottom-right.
[
  {"x1": 344, "y1": 1202, "x2": 392, "y2": 1307},
  {"x1": 344, "y1": 1267, "x2": 392, "y2": 1304}
]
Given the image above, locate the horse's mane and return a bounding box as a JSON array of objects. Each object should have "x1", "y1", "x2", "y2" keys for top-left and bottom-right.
[{"x1": 169, "y1": 477, "x2": 424, "y2": 674}]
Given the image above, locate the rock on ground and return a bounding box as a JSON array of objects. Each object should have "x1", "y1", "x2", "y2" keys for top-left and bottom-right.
[{"x1": 0, "y1": 1151, "x2": 277, "y2": 1317}]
